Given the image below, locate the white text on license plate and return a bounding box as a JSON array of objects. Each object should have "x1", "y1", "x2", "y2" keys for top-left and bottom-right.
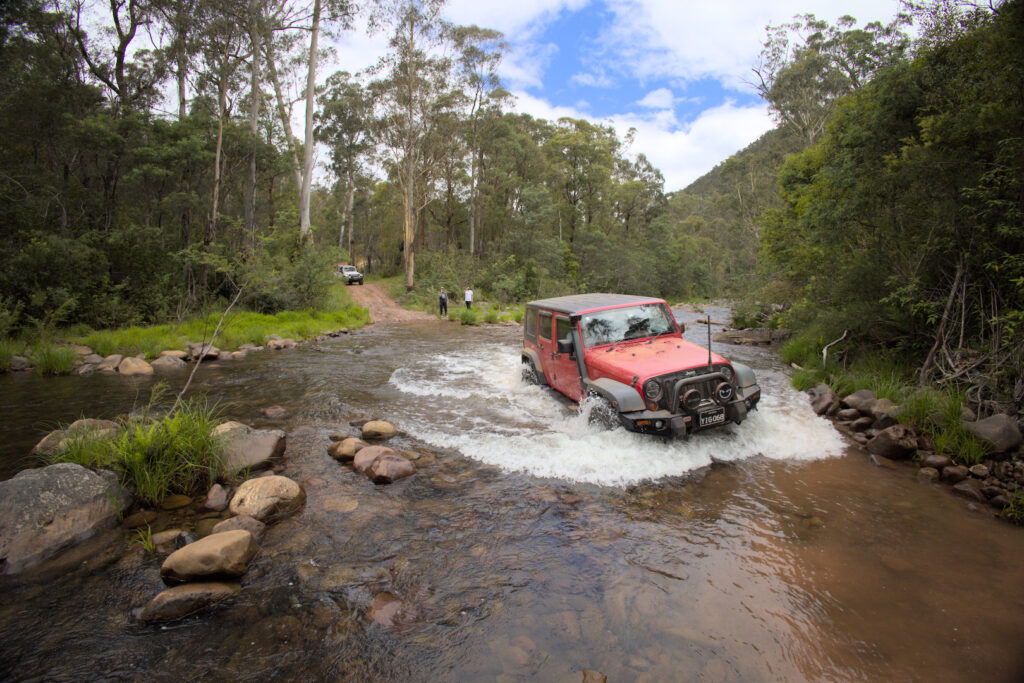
[{"x1": 699, "y1": 408, "x2": 725, "y2": 427}]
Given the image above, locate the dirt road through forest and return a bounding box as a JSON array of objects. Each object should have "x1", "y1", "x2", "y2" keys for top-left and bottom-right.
[{"x1": 345, "y1": 282, "x2": 436, "y2": 324}]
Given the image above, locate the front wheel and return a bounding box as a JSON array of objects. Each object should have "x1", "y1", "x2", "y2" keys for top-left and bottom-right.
[
  {"x1": 587, "y1": 396, "x2": 620, "y2": 430},
  {"x1": 521, "y1": 361, "x2": 540, "y2": 385},
  {"x1": 358, "y1": 281, "x2": 363, "y2": 285}
]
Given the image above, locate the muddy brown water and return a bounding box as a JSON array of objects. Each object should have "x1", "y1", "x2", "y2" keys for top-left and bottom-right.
[{"x1": 1, "y1": 309, "x2": 1022, "y2": 681}]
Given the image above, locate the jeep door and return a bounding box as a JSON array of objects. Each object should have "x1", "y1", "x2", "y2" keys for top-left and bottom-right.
[{"x1": 544, "y1": 313, "x2": 583, "y2": 401}]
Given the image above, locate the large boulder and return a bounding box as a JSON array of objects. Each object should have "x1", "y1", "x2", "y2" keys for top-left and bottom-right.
[
  {"x1": 160, "y1": 529, "x2": 258, "y2": 584},
  {"x1": 362, "y1": 420, "x2": 397, "y2": 441},
  {"x1": 117, "y1": 356, "x2": 154, "y2": 376},
  {"x1": 842, "y1": 389, "x2": 876, "y2": 414},
  {"x1": 151, "y1": 355, "x2": 187, "y2": 372},
  {"x1": 961, "y1": 414, "x2": 1023, "y2": 454},
  {"x1": 138, "y1": 582, "x2": 241, "y2": 623},
  {"x1": 31, "y1": 419, "x2": 120, "y2": 458},
  {"x1": 228, "y1": 476, "x2": 305, "y2": 522},
  {"x1": 0, "y1": 463, "x2": 130, "y2": 575},
  {"x1": 213, "y1": 422, "x2": 286, "y2": 474},
  {"x1": 807, "y1": 384, "x2": 839, "y2": 416},
  {"x1": 866, "y1": 424, "x2": 918, "y2": 460}
]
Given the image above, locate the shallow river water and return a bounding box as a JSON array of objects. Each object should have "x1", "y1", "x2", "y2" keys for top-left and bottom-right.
[{"x1": 1, "y1": 309, "x2": 1022, "y2": 681}]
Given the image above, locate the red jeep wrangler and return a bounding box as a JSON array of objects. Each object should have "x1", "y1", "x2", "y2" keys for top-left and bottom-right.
[{"x1": 522, "y1": 294, "x2": 760, "y2": 437}]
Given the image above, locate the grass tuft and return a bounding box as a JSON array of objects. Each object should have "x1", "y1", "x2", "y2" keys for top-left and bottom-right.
[{"x1": 29, "y1": 342, "x2": 78, "y2": 374}]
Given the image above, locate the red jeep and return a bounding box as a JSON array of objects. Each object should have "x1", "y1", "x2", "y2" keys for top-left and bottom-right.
[{"x1": 522, "y1": 294, "x2": 760, "y2": 437}]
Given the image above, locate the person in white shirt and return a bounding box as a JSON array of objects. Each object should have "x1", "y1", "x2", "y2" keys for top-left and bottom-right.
[{"x1": 464, "y1": 286, "x2": 473, "y2": 310}]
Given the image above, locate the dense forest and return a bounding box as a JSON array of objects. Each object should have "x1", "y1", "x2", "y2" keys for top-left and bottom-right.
[{"x1": 1, "y1": 0, "x2": 1022, "y2": 408}]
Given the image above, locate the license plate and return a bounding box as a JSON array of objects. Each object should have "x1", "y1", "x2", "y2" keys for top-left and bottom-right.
[{"x1": 698, "y1": 407, "x2": 726, "y2": 427}]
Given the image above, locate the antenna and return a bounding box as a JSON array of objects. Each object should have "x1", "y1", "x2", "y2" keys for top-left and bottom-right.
[{"x1": 707, "y1": 316, "x2": 713, "y2": 369}]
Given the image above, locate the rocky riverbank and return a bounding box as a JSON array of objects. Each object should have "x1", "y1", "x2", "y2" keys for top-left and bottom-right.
[
  {"x1": 807, "y1": 384, "x2": 1024, "y2": 521},
  {"x1": 0, "y1": 416, "x2": 421, "y2": 624}
]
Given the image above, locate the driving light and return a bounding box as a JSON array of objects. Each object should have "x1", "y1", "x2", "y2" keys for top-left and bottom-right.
[
  {"x1": 682, "y1": 389, "x2": 702, "y2": 410},
  {"x1": 714, "y1": 382, "x2": 734, "y2": 404}
]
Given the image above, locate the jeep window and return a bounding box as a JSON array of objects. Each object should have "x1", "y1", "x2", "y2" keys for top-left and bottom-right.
[
  {"x1": 555, "y1": 316, "x2": 571, "y2": 344},
  {"x1": 580, "y1": 304, "x2": 677, "y2": 347},
  {"x1": 539, "y1": 312, "x2": 552, "y2": 341},
  {"x1": 524, "y1": 307, "x2": 538, "y2": 341}
]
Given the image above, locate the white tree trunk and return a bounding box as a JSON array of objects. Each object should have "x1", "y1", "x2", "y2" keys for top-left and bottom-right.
[{"x1": 299, "y1": 0, "x2": 322, "y2": 241}]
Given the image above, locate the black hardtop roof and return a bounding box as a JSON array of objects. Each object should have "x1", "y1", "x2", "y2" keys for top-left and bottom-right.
[{"x1": 526, "y1": 293, "x2": 665, "y2": 315}]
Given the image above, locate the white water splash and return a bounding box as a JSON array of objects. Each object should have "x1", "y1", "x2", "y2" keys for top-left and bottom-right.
[{"x1": 387, "y1": 343, "x2": 846, "y2": 487}]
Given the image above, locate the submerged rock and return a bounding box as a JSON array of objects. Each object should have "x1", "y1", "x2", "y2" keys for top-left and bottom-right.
[
  {"x1": 138, "y1": 582, "x2": 241, "y2": 623},
  {"x1": 214, "y1": 422, "x2": 286, "y2": 474},
  {"x1": 228, "y1": 476, "x2": 305, "y2": 522},
  {"x1": 0, "y1": 463, "x2": 130, "y2": 575},
  {"x1": 160, "y1": 529, "x2": 258, "y2": 584}
]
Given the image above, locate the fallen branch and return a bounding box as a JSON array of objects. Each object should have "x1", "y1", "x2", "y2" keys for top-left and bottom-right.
[
  {"x1": 170, "y1": 284, "x2": 245, "y2": 414},
  {"x1": 822, "y1": 329, "x2": 848, "y2": 367}
]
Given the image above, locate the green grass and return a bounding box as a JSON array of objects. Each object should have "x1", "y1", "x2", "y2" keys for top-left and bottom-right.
[
  {"x1": 455, "y1": 307, "x2": 482, "y2": 325},
  {"x1": 132, "y1": 525, "x2": 156, "y2": 553},
  {"x1": 28, "y1": 342, "x2": 78, "y2": 374},
  {"x1": 1000, "y1": 492, "x2": 1024, "y2": 525},
  {"x1": 47, "y1": 392, "x2": 228, "y2": 506},
  {"x1": 784, "y1": 329, "x2": 990, "y2": 466},
  {"x1": 482, "y1": 306, "x2": 501, "y2": 324},
  {"x1": 75, "y1": 303, "x2": 370, "y2": 359},
  {"x1": 0, "y1": 338, "x2": 19, "y2": 371}
]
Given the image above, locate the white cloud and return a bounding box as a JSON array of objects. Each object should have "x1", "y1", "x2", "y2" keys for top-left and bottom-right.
[
  {"x1": 599, "y1": 0, "x2": 906, "y2": 90},
  {"x1": 512, "y1": 90, "x2": 773, "y2": 191},
  {"x1": 636, "y1": 87, "x2": 674, "y2": 109},
  {"x1": 571, "y1": 71, "x2": 614, "y2": 88}
]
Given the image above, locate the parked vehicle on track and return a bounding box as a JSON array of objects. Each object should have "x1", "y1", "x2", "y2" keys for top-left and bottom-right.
[
  {"x1": 336, "y1": 265, "x2": 363, "y2": 285},
  {"x1": 521, "y1": 294, "x2": 760, "y2": 437}
]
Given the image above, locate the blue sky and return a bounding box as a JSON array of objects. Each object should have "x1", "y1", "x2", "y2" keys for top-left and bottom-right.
[{"x1": 334, "y1": 0, "x2": 908, "y2": 191}]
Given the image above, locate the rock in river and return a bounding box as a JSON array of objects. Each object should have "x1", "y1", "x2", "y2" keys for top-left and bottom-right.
[
  {"x1": 213, "y1": 422, "x2": 286, "y2": 474},
  {"x1": 160, "y1": 529, "x2": 258, "y2": 584},
  {"x1": 228, "y1": 476, "x2": 305, "y2": 522},
  {"x1": 0, "y1": 463, "x2": 130, "y2": 575},
  {"x1": 866, "y1": 424, "x2": 917, "y2": 460},
  {"x1": 30, "y1": 418, "x2": 120, "y2": 458},
  {"x1": 212, "y1": 515, "x2": 266, "y2": 543},
  {"x1": 362, "y1": 420, "x2": 397, "y2": 440},
  {"x1": 328, "y1": 438, "x2": 367, "y2": 462},
  {"x1": 117, "y1": 356, "x2": 153, "y2": 376},
  {"x1": 139, "y1": 582, "x2": 241, "y2": 623}
]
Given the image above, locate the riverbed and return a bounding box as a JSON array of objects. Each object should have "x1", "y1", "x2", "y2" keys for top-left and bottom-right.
[{"x1": 1, "y1": 309, "x2": 1022, "y2": 681}]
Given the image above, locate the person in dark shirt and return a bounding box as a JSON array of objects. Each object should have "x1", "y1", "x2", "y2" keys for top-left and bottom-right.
[{"x1": 439, "y1": 287, "x2": 448, "y2": 318}]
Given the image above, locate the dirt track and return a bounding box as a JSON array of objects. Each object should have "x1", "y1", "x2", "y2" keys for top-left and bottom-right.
[{"x1": 345, "y1": 282, "x2": 436, "y2": 324}]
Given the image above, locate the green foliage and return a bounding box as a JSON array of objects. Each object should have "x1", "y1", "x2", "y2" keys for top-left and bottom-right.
[
  {"x1": 0, "y1": 338, "x2": 18, "y2": 371},
  {"x1": 1000, "y1": 492, "x2": 1024, "y2": 526},
  {"x1": 27, "y1": 342, "x2": 78, "y2": 374},
  {"x1": 455, "y1": 307, "x2": 482, "y2": 325},
  {"x1": 132, "y1": 525, "x2": 156, "y2": 553},
  {"x1": 482, "y1": 307, "x2": 500, "y2": 324}
]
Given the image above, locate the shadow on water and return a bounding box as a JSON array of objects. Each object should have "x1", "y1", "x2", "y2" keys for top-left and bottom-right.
[{"x1": 1, "y1": 315, "x2": 1023, "y2": 681}]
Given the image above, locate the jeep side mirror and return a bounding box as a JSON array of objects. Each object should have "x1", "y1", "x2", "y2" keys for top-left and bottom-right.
[{"x1": 557, "y1": 337, "x2": 574, "y2": 354}]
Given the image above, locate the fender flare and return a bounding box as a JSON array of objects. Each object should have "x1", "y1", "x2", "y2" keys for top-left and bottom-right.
[
  {"x1": 521, "y1": 349, "x2": 548, "y2": 385},
  {"x1": 732, "y1": 362, "x2": 757, "y2": 388},
  {"x1": 584, "y1": 377, "x2": 646, "y2": 413}
]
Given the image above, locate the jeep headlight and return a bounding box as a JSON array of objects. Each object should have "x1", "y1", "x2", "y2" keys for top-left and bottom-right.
[
  {"x1": 717, "y1": 364, "x2": 735, "y2": 383},
  {"x1": 643, "y1": 379, "x2": 663, "y2": 402}
]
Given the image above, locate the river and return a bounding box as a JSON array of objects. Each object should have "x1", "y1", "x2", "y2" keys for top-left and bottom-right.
[{"x1": 1, "y1": 308, "x2": 1022, "y2": 681}]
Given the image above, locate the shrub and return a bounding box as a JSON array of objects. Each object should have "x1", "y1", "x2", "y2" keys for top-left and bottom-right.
[
  {"x1": 456, "y1": 307, "x2": 481, "y2": 325},
  {"x1": 48, "y1": 392, "x2": 226, "y2": 506},
  {"x1": 483, "y1": 307, "x2": 500, "y2": 324},
  {"x1": 1000, "y1": 492, "x2": 1024, "y2": 525},
  {"x1": 29, "y1": 343, "x2": 78, "y2": 374}
]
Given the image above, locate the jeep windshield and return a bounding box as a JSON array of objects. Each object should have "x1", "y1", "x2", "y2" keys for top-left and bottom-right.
[{"x1": 580, "y1": 304, "x2": 678, "y2": 347}]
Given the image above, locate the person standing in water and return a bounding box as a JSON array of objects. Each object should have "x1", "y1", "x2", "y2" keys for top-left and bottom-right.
[
  {"x1": 439, "y1": 287, "x2": 448, "y2": 318},
  {"x1": 464, "y1": 286, "x2": 473, "y2": 310}
]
